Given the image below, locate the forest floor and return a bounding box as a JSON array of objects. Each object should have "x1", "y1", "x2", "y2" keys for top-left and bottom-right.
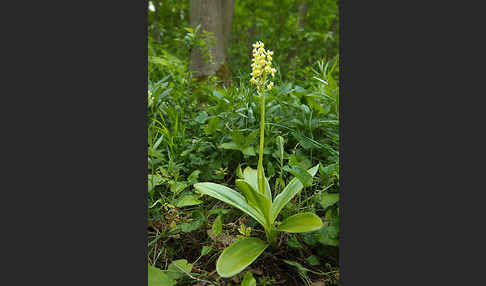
[{"x1": 148, "y1": 214, "x2": 339, "y2": 286}]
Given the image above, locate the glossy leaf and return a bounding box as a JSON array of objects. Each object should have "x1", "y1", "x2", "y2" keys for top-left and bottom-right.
[
  {"x1": 277, "y1": 212, "x2": 323, "y2": 233},
  {"x1": 316, "y1": 226, "x2": 339, "y2": 246},
  {"x1": 194, "y1": 182, "x2": 266, "y2": 227},
  {"x1": 241, "y1": 146, "x2": 256, "y2": 156},
  {"x1": 166, "y1": 259, "x2": 193, "y2": 280},
  {"x1": 271, "y1": 164, "x2": 319, "y2": 222},
  {"x1": 236, "y1": 164, "x2": 244, "y2": 179},
  {"x1": 320, "y1": 192, "x2": 339, "y2": 210},
  {"x1": 283, "y1": 165, "x2": 313, "y2": 187},
  {"x1": 242, "y1": 166, "x2": 272, "y2": 201},
  {"x1": 219, "y1": 142, "x2": 256, "y2": 156},
  {"x1": 200, "y1": 245, "x2": 213, "y2": 256},
  {"x1": 174, "y1": 195, "x2": 202, "y2": 207},
  {"x1": 148, "y1": 264, "x2": 176, "y2": 286},
  {"x1": 216, "y1": 237, "x2": 268, "y2": 278},
  {"x1": 235, "y1": 179, "x2": 271, "y2": 228},
  {"x1": 211, "y1": 214, "x2": 223, "y2": 236},
  {"x1": 219, "y1": 141, "x2": 240, "y2": 151},
  {"x1": 169, "y1": 181, "x2": 188, "y2": 195},
  {"x1": 241, "y1": 271, "x2": 257, "y2": 286}
]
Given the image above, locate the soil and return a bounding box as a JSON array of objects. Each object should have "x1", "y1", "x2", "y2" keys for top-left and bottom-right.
[{"x1": 150, "y1": 226, "x2": 339, "y2": 286}]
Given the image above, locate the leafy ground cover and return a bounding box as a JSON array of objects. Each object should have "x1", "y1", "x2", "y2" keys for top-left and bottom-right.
[{"x1": 148, "y1": 1, "x2": 339, "y2": 285}]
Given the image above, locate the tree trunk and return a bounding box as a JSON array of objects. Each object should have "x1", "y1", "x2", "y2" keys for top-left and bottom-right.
[
  {"x1": 222, "y1": 0, "x2": 234, "y2": 54},
  {"x1": 190, "y1": 0, "x2": 233, "y2": 80},
  {"x1": 297, "y1": 0, "x2": 309, "y2": 29},
  {"x1": 153, "y1": 0, "x2": 160, "y2": 42},
  {"x1": 248, "y1": 13, "x2": 257, "y2": 60},
  {"x1": 286, "y1": 0, "x2": 309, "y2": 78}
]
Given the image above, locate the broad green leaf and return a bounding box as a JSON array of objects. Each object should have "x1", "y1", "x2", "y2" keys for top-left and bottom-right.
[
  {"x1": 219, "y1": 142, "x2": 255, "y2": 156},
  {"x1": 219, "y1": 141, "x2": 240, "y2": 151},
  {"x1": 316, "y1": 226, "x2": 339, "y2": 246},
  {"x1": 200, "y1": 245, "x2": 213, "y2": 256},
  {"x1": 271, "y1": 165, "x2": 319, "y2": 222},
  {"x1": 170, "y1": 181, "x2": 188, "y2": 195},
  {"x1": 241, "y1": 146, "x2": 256, "y2": 156},
  {"x1": 241, "y1": 271, "x2": 257, "y2": 286},
  {"x1": 277, "y1": 212, "x2": 323, "y2": 233},
  {"x1": 194, "y1": 183, "x2": 266, "y2": 227},
  {"x1": 187, "y1": 170, "x2": 201, "y2": 184},
  {"x1": 235, "y1": 179, "x2": 271, "y2": 228},
  {"x1": 212, "y1": 214, "x2": 223, "y2": 236},
  {"x1": 283, "y1": 165, "x2": 313, "y2": 187},
  {"x1": 242, "y1": 167, "x2": 272, "y2": 201},
  {"x1": 216, "y1": 237, "x2": 268, "y2": 278},
  {"x1": 175, "y1": 195, "x2": 202, "y2": 207},
  {"x1": 320, "y1": 192, "x2": 339, "y2": 210},
  {"x1": 148, "y1": 264, "x2": 176, "y2": 286},
  {"x1": 236, "y1": 164, "x2": 244, "y2": 179},
  {"x1": 320, "y1": 163, "x2": 339, "y2": 177},
  {"x1": 166, "y1": 259, "x2": 193, "y2": 280},
  {"x1": 288, "y1": 154, "x2": 312, "y2": 174}
]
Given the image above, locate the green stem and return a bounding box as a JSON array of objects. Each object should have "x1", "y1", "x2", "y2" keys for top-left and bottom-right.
[
  {"x1": 257, "y1": 90, "x2": 265, "y2": 195},
  {"x1": 265, "y1": 226, "x2": 278, "y2": 248}
]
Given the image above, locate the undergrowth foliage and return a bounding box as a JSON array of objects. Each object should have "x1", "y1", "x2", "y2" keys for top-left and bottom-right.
[{"x1": 148, "y1": 2, "x2": 339, "y2": 285}]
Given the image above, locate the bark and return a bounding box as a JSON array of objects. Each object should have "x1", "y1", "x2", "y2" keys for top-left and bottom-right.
[
  {"x1": 222, "y1": 0, "x2": 234, "y2": 53},
  {"x1": 221, "y1": 0, "x2": 234, "y2": 83},
  {"x1": 190, "y1": 0, "x2": 233, "y2": 79},
  {"x1": 297, "y1": 0, "x2": 309, "y2": 29},
  {"x1": 153, "y1": 0, "x2": 160, "y2": 41},
  {"x1": 286, "y1": 0, "x2": 309, "y2": 78}
]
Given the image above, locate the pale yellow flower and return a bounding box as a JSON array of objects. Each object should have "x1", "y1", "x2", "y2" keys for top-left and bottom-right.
[
  {"x1": 267, "y1": 82, "x2": 274, "y2": 90},
  {"x1": 250, "y1": 41, "x2": 277, "y2": 91},
  {"x1": 270, "y1": 68, "x2": 277, "y2": 77}
]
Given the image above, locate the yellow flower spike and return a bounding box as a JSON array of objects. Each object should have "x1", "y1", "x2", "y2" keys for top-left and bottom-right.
[
  {"x1": 250, "y1": 41, "x2": 277, "y2": 92},
  {"x1": 267, "y1": 82, "x2": 274, "y2": 90},
  {"x1": 270, "y1": 68, "x2": 277, "y2": 77}
]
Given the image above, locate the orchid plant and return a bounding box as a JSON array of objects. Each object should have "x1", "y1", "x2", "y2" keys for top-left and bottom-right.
[{"x1": 194, "y1": 41, "x2": 323, "y2": 278}]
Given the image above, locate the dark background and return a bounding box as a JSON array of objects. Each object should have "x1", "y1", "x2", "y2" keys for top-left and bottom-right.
[{"x1": 1, "y1": 0, "x2": 485, "y2": 285}]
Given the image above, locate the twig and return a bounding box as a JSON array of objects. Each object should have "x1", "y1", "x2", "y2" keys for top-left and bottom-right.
[{"x1": 172, "y1": 262, "x2": 217, "y2": 285}]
